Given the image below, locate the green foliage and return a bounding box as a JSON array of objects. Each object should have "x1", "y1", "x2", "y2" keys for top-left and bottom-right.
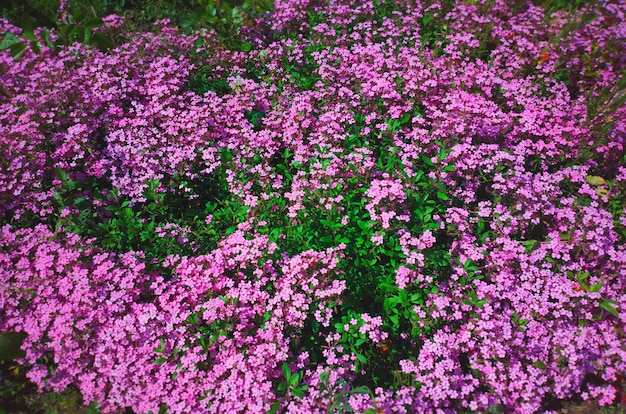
[
  {"x1": 0, "y1": 11, "x2": 115, "y2": 60},
  {"x1": 250, "y1": 139, "x2": 455, "y2": 389},
  {"x1": 184, "y1": 296, "x2": 247, "y2": 356},
  {"x1": 419, "y1": 12, "x2": 448, "y2": 53},
  {"x1": 5, "y1": 0, "x2": 624, "y2": 410},
  {"x1": 193, "y1": 0, "x2": 272, "y2": 50},
  {"x1": 0, "y1": 0, "x2": 271, "y2": 46},
  {"x1": 535, "y1": 0, "x2": 598, "y2": 15},
  {"x1": 276, "y1": 362, "x2": 309, "y2": 398},
  {"x1": 0, "y1": 359, "x2": 100, "y2": 414},
  {"x1": 283, "y1": 42, "x2": 324, "y2": 90},
  {"x1": 0, "y1": 0, "x2": 58, "y2": 28},
  {"x1": 0, "y1": 332, "x2": 27, "y2": 361},
  {"x1": 318, "y1": 372, "x2": 378, "y2": 414},
  {"x1": 566, "y1": 270, "x2": 620, "y2": 319},
  {"x1": 26, "y1": 391, "x2": 100, "y2": 414},
  {"x1": 606, "y1": 179, "x2": 626, "y2": 243},
  {"x1": 187, "y1": 68, "x2": 233, "y2": 96},
  {"x1": 52, "y1": 163, "x2": 243, "y2": 272}
]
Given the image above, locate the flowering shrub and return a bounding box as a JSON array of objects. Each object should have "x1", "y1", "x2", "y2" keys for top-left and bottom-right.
[{"x1": 1, "y1": 0, "x2": 625, "y2": 413}]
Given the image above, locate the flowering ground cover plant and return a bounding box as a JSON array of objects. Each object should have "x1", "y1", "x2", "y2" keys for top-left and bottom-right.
[{"x1": 1, "y1": 0, "x2": 626, "y2": 412}]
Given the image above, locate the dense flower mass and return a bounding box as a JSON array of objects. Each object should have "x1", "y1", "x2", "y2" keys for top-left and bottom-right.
[{"x1": 1, "y1": 0, "x2": 625, "y2": 412}]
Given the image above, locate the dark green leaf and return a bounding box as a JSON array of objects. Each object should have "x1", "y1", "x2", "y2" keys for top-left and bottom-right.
[
  {"x1": 577, "y1": 271, "x2": 590, "y2": 283},
  {"x1": 92, "y1": 32, "x2": 113, "y2": 51},
  {"x1": 0, "y1": 331, "x2": 27, "y2": 360},
  {"x1": 83, "y1": 17, "x2": 104, "y2": 29},
  {"x1": 590, "y1": 278, "x2": 604, "y2": 293},
  {"x1": 352, "y1": 386, "x2": 371, "y2": 394},
  {"x1": 21, "y1": 14, "x2": 36, "y2": 33},
  {"x1": 599, "y1": 299, "x2": 619, "y2": 318},
  {"x1": 30, "y1": 40, "x2": 41, "y2": 54},
  {"x1": 10, "y1": 42, "x2": 27, "y2": 59},
  {"x1": 357, "y1": 220, "x2": 370, "y2": 230},
  {"x1": 282, "y1": 362, "x2": 291, "y2": 380},
  {"x1": 63, "y1": 24, "x2": 77, "y2": 42},
  {"x1": 22, "y1": 31, "x2": 37, "y2": 41}
]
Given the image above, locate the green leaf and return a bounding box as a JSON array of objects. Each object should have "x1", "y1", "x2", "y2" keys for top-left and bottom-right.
[
  {"x1": 291, "y1": 387, "x2": 305, "y2": 398},
  {"x1": 352, "y1": 386, "x2": 371, "y2": 394},
  {"x1": 92, "y1": 32, "x2": 113, "y2": 51},
  {"x1": 357, "y1": 220, "x2": 369, "y2": 230},
  {"x1": 590, "y1": 277, "x2": 604, "y2": 293},
  {"x1": 61, "y1": 24, "x2": 77, "y2": 43},
  {"x1": 83, "y1": 27, "x2": 92, "y2": 44},
  {"x1": 266, "y1": 402, "x2": 281, "y2": 414},
  {"x1": 83, "y1": 17, "x2": 104, "y2": 29},
  {"x1": 598, "y1": 298, "x2": 619, "y2": 318},
  {"x1": 10, "y1": 42, "x2": 27, "y2": 59},
  {"x1": 356, "y1": 353, "x2": 367, "y2": 364},
  {"x1": 577, "y1": 271, "x2": 590, "y2": 283},
  {"x1": 282, "y1": 362, "x2": 291, "y2": 380},
  {"x1": 154, "y1": 338, "x2": 165, "y2": 352},
  {"x1": 22, "y1": 31, "x2": 37, "y2": 41},
  {"x1": 154, "y1": 357, "x2": 168, "y2": 365},
  {"x1": 41, "y1": 29, "x2": 51, "y2": 44},
  {"x1": 21, "y1": 14, "x2": 36, "y2": 33},
  {"x1": 520, "y1": 239, "x2": 539, "y2": 253},
  {"x1": 585, "y1": 175, "x2": 606, "y2": 186},
  {"x1": 436, "y1": 192, "x2": 449, "y2": 201},
  {"x1": 55, "y1": 166, "x2": 69, "y2": 182},
  {"x1": 30, "y1": 40, "x2": 41, "y2": 54}
]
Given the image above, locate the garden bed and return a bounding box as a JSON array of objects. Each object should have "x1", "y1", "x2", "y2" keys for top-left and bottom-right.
[{"x1": 1, "y1": 0, "x2": 625, "y2": 412}]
